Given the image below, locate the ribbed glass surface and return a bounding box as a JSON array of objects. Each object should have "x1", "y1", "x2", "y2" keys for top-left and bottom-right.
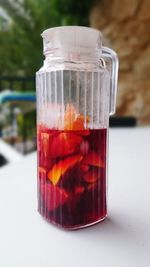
[
  {"x1": 36, "y1": 69, "x2": 110, "y2": 129},
  {"x1": 36, "y1": 68, "x2": 109, "y2": 229}
]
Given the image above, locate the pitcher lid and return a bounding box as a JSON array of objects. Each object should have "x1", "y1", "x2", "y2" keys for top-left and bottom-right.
[{"x1": 41, "y1": 26, "x2": 102, "y2": 61}]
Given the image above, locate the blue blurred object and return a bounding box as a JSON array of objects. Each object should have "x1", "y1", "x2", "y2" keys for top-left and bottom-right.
[{"x1": 0, "y1": 90, "x2": 36, "y2": 104}]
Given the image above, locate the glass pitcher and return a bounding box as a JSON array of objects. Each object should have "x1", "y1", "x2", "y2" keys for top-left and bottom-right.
[{"x1": 36, "y1": 26, "x2": 118, "y2": 229}]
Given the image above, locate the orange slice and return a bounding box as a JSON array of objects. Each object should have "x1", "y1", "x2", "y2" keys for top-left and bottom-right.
[
  {"x1": 38, "y1": 166, "x2": 47, "y2": 181},
  {"x1": 64, "y1": 104, "x2": 89, "y2": 131},
  {"x1": 81, "y1": 164, "x2": 89, "y2": 172},
  {"x1": 64, "y1": 104, "x2": 77, "y2": 130},
  {"x1": 41, "y1": 184, "x2": 68, "y2": 212},
  {"x1": 83, "y1": 151, "x2": 105, "y2": 168},
  {"x1": 40, "y1": 132, "x2": 51, "y2": 155},
  {"x1": 74, "y1": 186, "x2": 85, "y2": 194},
  {"x1": 48, "y1": 154, "x2": 83, "y2": 185},
  {"x1": 38, "y1": 132, "x2": 53, "y2": 168},
  {"x1": 72, "y1": 115, "x2": 89, "y2": 131},
  {"x1": 50, "y1": 132, "x2": 82, "y2": 157},
  {"x1": 83, "y1": 169, "x2": 100, "y2": 183}
]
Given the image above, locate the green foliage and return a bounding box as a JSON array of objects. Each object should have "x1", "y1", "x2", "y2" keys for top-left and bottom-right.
[
  {"x1": 0, "y1": 0, "x2": 94, "y2": 77},
  {"x1": 17, "y1": 110, "x2": 36, "y2": 139}
]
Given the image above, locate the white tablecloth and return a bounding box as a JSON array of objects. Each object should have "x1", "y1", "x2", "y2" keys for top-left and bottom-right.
[{"x1": 0, "y1": 127, "x2": 150, "y2": 267}]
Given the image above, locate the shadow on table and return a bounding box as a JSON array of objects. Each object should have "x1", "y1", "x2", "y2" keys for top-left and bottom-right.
[
  {"x1": 69, "y1": 215, "x2": 144, "y2": 249},
  {"x1": 75, "y1": 216, "x2": 125, "y2": 238}
]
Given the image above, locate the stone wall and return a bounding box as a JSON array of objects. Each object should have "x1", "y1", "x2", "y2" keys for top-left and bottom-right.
[{"x1": 90, "y1": 0, "x2": 150, "y2": 125}]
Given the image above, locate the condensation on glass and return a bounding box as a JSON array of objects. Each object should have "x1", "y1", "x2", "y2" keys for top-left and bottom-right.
[{"x1": 36, "y1": 26, "x2": 118, "y2": 229}]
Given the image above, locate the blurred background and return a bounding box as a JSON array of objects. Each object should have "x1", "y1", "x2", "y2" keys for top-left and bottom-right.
[{"x1": 0, "y1": 0, "x2": 150, "y2": 161}]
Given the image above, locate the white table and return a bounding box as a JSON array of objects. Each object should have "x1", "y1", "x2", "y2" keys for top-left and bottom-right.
[
  {"x1": 0, "y1": 127, "x2": 150, "y2": 267},
  {"x1": 0, "y1": 138, "x2": 23, "y2": 163}
]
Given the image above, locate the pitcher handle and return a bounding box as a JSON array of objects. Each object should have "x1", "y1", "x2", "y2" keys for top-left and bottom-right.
[{"x1": 102, "y1": 47, "x2": 119, "y2": 115}]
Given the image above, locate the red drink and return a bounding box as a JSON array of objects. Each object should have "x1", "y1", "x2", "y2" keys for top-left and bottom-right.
[{"x1": 37, "y1": 125, "x2": 107, "y2": 229}]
